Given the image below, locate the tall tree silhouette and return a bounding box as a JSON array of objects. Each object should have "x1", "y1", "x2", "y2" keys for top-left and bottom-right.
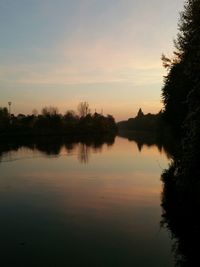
[
  {"x1": 162, "y1": 0, "x2": 200, "y2": 132},
  {"x1": 161, "y1": 2, "x2": 200, "y2": 265},
  {"x1": 77, "y1": 102, "x2": 90, "y2": 117}
]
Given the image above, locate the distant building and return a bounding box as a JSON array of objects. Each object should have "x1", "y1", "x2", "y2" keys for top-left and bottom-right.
[{"x1": 137, "y1": 108, "x2": 144, "y2": 118}]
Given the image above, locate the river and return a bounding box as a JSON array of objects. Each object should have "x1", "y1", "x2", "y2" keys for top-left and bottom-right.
[{"x1": 0, "y1": 134, "x2": 174, "y2": 266}]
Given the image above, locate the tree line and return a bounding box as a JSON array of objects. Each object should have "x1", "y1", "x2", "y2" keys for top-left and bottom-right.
[
  {"x1": 161, "y1": 0, "x2": 200, "y2": 184},
  {"x1": 117, "y1": 108, "x2": 164, "y2": 132},
  {"x1": 0, "y1": 102, "x2": 117, "y2": 136},
  {"x1": 161, "y1": 1, "x2": 200, "y2": 265}
]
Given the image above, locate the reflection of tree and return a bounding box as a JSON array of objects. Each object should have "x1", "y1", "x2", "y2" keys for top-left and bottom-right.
[
  {"x1": 65, "y1": 142, "x2": 76, "y2": 154},
  {"x1": 78, "y1": 143, "x2": 90, "y2": 164},
  {"x1": 119, "y1": 130, "x2": 177, "y2": 158},
  {"x1": 136, "y1": 142, "x2": 143, "y2": 152},
  {"x1": 0, "y1": 134, "x2": 116, "y2": 164},
  {"x1": 120, "y1": 130, "x2": 197, "y2": 266},
  {"x1": 161, "y1": 165, "x2": 200, "y2": 266},
  {"x1": 35, "y1": 140, "x2": 62, "y2": 155},
  {"x1": 92, "y1": 146, "x2": 103, "y2": 154}
]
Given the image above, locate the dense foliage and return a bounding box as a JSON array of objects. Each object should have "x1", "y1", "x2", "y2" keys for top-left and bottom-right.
[
  {"x1": 0, "y1": 104, "x2": 117, "y2": 137},
  {"x1": 162, "y1": 0, "x2": 200, "y2": 177},
  {"x1": 161, "y1": 1, "x2": 200, "y2": 265},
  {"x1": 118, "y1": 108, "x2": 164, "y2": 132}
]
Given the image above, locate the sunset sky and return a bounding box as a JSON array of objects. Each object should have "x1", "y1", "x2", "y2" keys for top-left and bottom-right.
[{"x1": 0, "y1": 0, "x2": 184, "y2": 121}]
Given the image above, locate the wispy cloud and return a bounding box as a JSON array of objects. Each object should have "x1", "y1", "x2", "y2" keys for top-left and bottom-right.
[{"x1": 0, "y1": 36, "x2": 164, "y2": 86}]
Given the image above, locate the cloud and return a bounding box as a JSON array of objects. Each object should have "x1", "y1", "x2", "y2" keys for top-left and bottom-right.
[
  {"x1": 1, "y1": 0, "x2": 178, "y2": 88},
  {"x1": 0, "y1": 35, "x2": 164, "y2": 87}
]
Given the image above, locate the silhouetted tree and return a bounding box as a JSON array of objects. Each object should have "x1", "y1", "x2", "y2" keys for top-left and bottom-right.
[
  {"x1": 77, "y1": 102, "x2": 90, "y2": 117},
  {"x1": 161, "y1": 2, "x2": 200, "y2": 264},
  {"x1": 161, "y1": 0, "x2": 200, "y2": 132},
  {"x1": 0, "y1": 105, "x2": 117, "y2": 136},
  {"x1": 118, "y1": 111, "x2": 162, "y2": 132},
  {"x1": 162, "y1": 61, "x2": 190, "y2": 130},
  {"x1": 0, "y1": 107, "x2": 9, "y2": 131},
  {"x1": 161, "y1": 0, "x2": 200, "y2": 175},
  {"x1": 42, "y1": 106, "x2": 59, "y2": 117}
]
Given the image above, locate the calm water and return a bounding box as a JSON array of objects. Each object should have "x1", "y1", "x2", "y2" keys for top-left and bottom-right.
[{"x1": 0, "y1": 136, "x2": 174, "y2": 267}]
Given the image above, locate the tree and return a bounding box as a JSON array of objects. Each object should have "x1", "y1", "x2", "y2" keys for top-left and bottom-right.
[
  {"x1": 77, "y1": 102, "x2": 90, "y2": 117},
  {"x1": 41, "y1": 106, "x2": 59, "y2": 117},
  {"x1": 63, "y1": 110, "x2": 78, "y2": 129},
  {"x1": 160, "y1": 4, "x2": 200, "y2": 264},
  {"x1": 162, "y1": 0, "x2": 200, "y2": 175},
  {"x1": 64, "y1": 110, "x2": 77, "y2": 120},
  {"x1": 0, "y1": 107, "x2": 9, "y2": 130},
  {"x1": 161, "y1": 0, "x2": 200, "y2": 133},
  {"x1": 162, "y1": 61, "x2": 190, "y2": 130},
  {"x1": 0, "y1": 107, "x2": 9, "y2": 118}
]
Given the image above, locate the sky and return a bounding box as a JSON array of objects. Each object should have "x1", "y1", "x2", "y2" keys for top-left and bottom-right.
[{"x1": 0, "y1": 0, "x2": 184, "y2": 121}]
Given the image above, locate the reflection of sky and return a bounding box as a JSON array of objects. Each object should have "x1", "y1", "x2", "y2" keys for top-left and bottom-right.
[
  {"x1": 0, "y1": 0, "x2": 183, "y2": 120},
  {"x1": 0, "y1": 137, "x2": 173, "y2": 266}
]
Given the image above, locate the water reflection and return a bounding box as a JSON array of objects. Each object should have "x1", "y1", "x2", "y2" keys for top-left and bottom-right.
[
  {"x1": 0, "y1": 131, "x2": 176, "y2": 164},
  {"x1": 78, "y1": 143, "x2": 90, "y2": 164},
  {"x1": 0, "y1": 134, "x2": 174, "y2": 266},
  {"x1": 118, "y1": 130, "x2": 177, "y2": 159},
  {"x1": 161, "y1": 165, "x2": 200, "y2": 266},
  {"x1": 0, "y1": 134, "x2": 115, "y2": 164}
]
